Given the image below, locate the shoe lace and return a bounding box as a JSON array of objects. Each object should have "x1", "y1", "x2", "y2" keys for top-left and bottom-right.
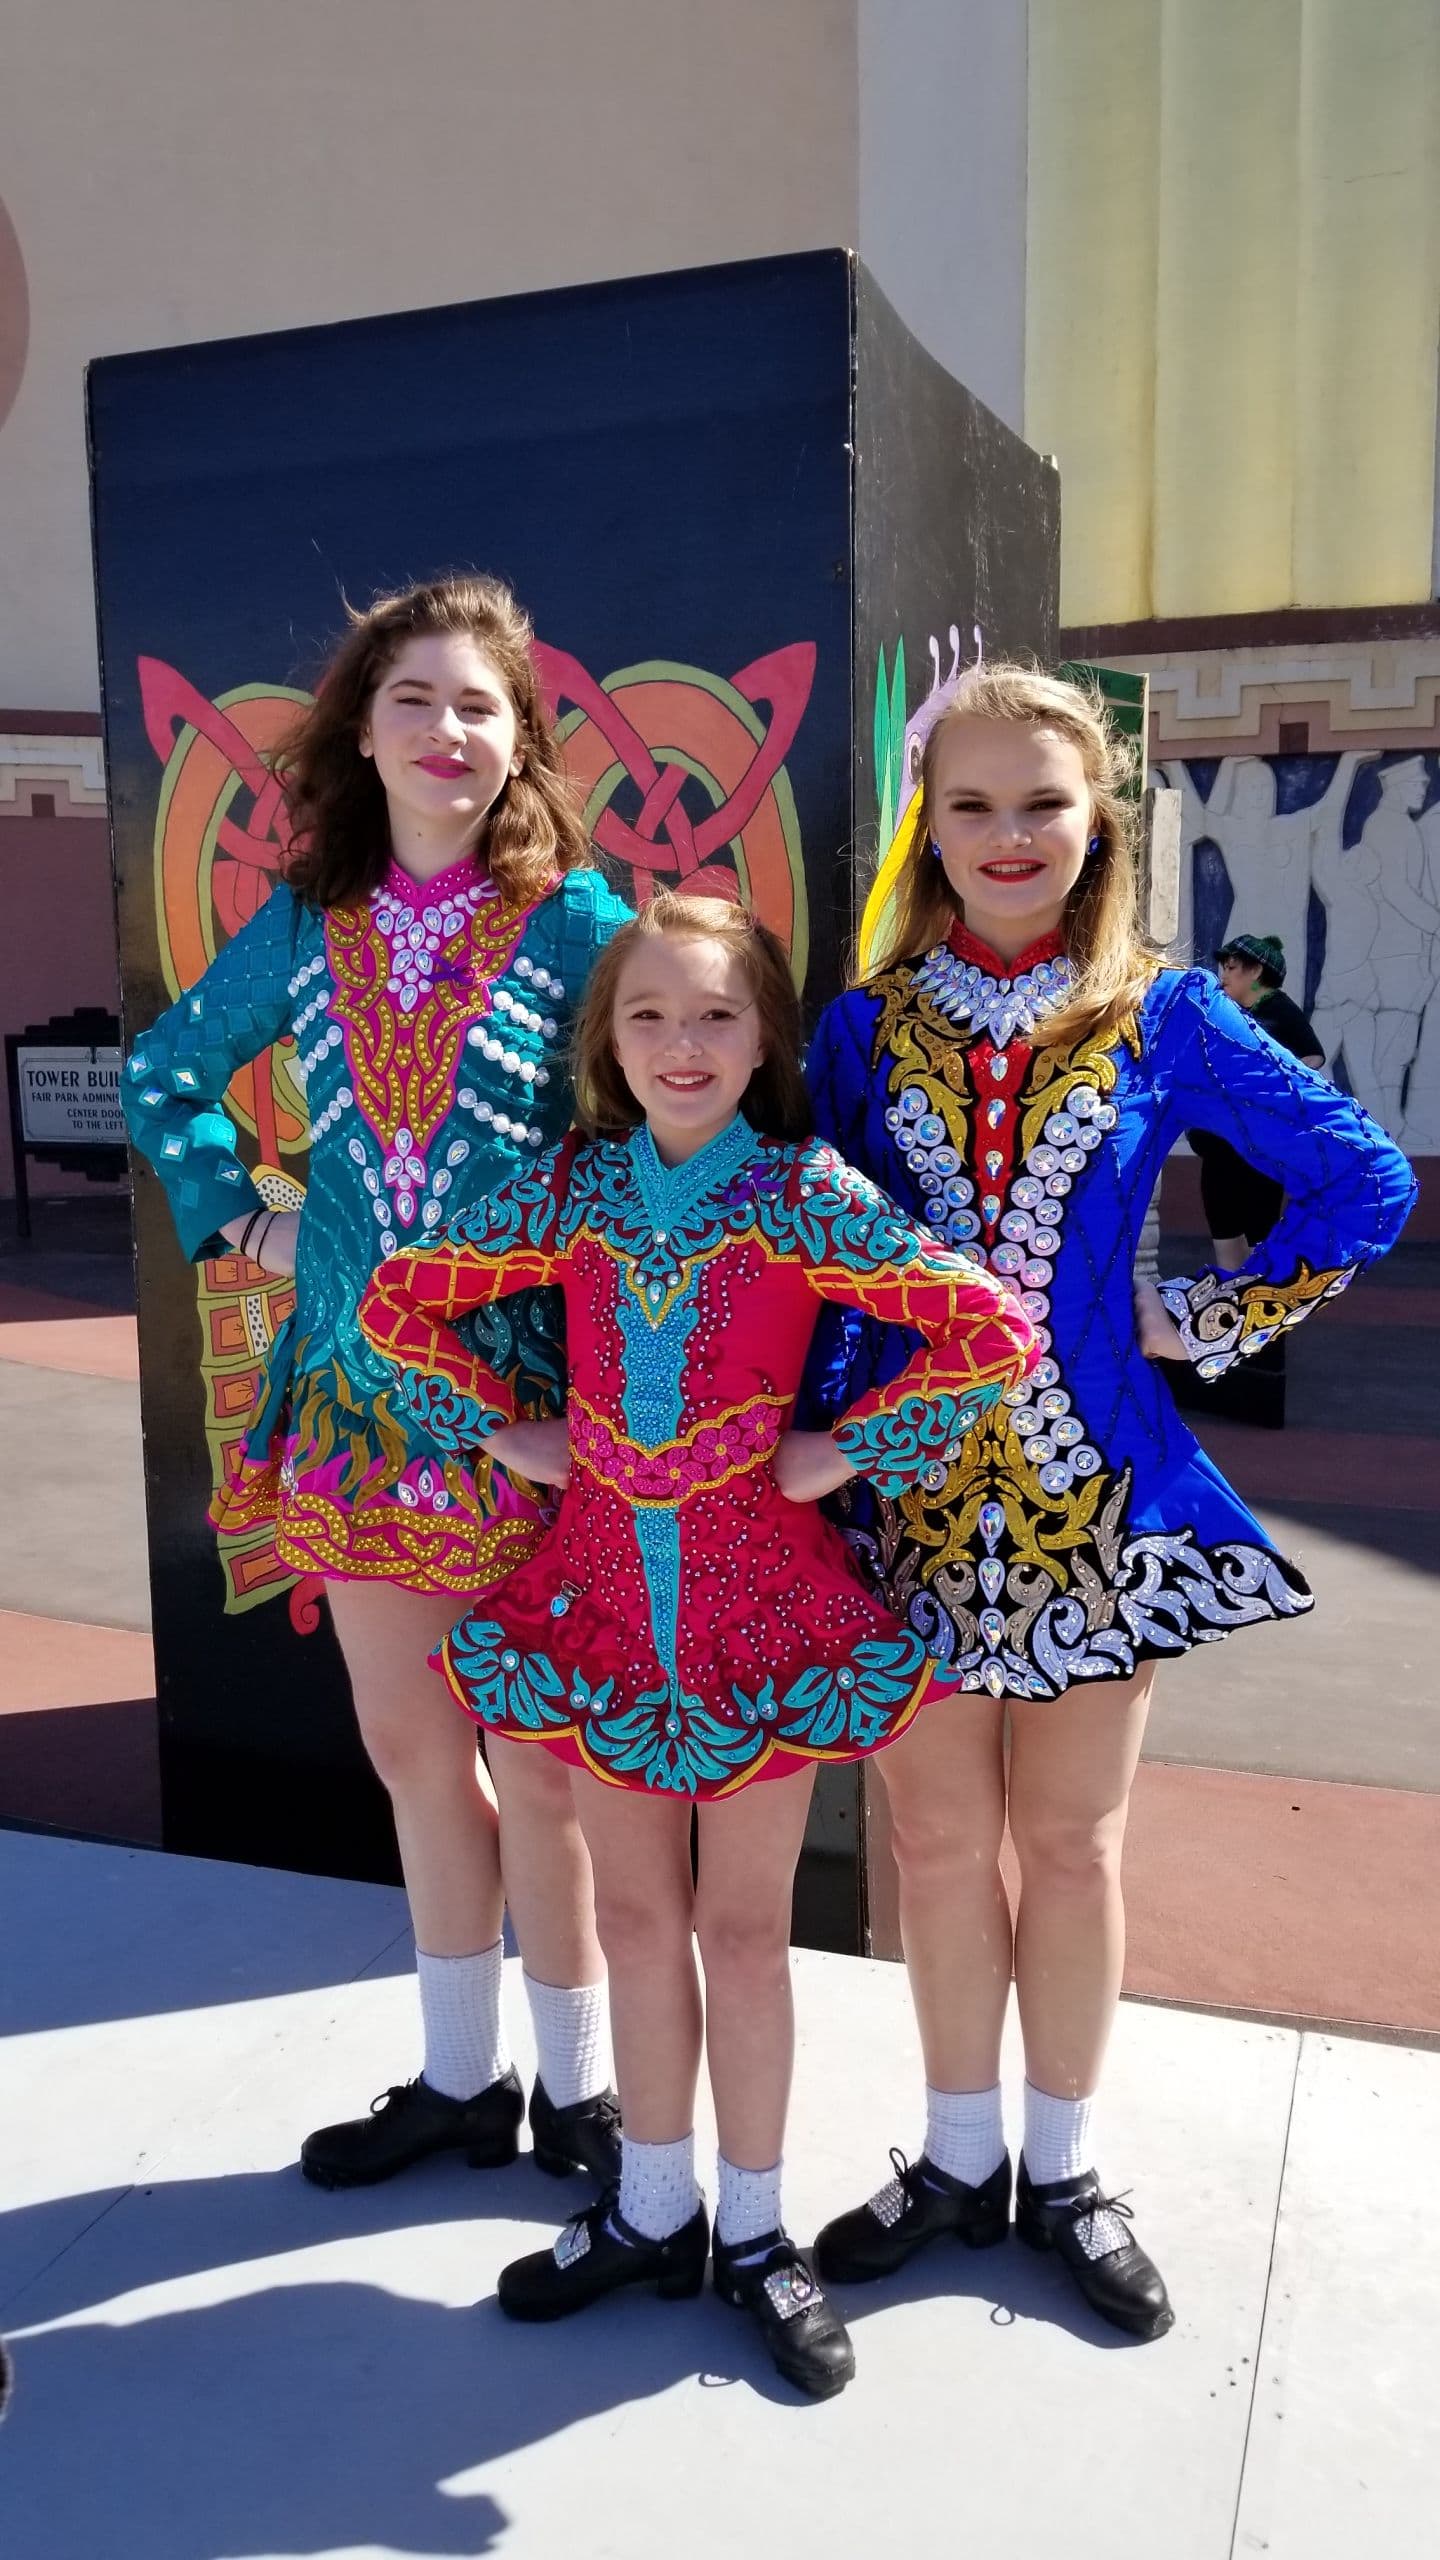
[
  {"x1": 866, "y1": 2146, "x2": 920, "y2": 2222},
  {"x1": 368, "y1": 2080, "x2": 420, "y2": 2118}
]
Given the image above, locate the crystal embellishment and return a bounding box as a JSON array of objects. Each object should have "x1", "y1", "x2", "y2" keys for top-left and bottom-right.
[
  {"x1": 868, "y1": 2175, "x2": 907, "y2": 2230},
  {"x1": 763, "y1": 2262, "x2": 819, "y2": 2321},
  {"x1": 912, "y1": 942, "x2": 1075, "y2": 1047},
  {"x1": 553, "y1": 2215, "x2": 592, "y2": 2270}
]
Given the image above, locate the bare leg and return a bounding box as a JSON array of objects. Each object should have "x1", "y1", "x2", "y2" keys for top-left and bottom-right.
[
  {"x1": 1006, "y1": 1667, "x2": 1154, "y2": 2099},
  {"x1": 694, "y1": 1766, "x2": 817, "y2": 2169},
  {"x1": 572, "y1": 1773, "x2": 699, "y2": 2143},
  {"x1": 486, "y1": 1732, "x2": 605, "y2": 1989},
  {"x1": 1210, "y1": 1233, "x2": 1251, "y2": 1271},
  {"x1": 328, "y1": 1578, "x2": 503, "y2": 1956},
  {"x1": 876, "y1": 1697, "x2": 1011, "y2": 2089}
]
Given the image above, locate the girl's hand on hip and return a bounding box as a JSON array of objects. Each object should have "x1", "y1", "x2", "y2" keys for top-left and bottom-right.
[
  {"x1": 774, "y1": 1430, "x2": 858, "y2": 1504},
  {"x1": 485, "y1": 1418, "x2": 572, "y2": 1489},
  {"x1": 1134, "y1": 1276, "x2": 1188, "y2": 1362}
]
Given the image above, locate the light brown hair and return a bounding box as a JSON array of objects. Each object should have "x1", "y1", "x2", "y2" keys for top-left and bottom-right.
[
  {"x1": 280, "y1": 573, "x2": 590, "y2": 910},
  {"x1": 573, "y1": 891, "x2": 812, "y2": 1142},
  {"x1": 868, "y1": 660, "x2": 1160, "y2": 1047}
]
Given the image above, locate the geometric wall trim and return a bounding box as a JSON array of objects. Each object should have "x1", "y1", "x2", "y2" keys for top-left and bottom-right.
[
  {"x1": 1098, "y1": 640, "x2": 1440, "y2": 761},
  {"x1": 0, "y1": 733, "x2": 107, "y2": 817}
]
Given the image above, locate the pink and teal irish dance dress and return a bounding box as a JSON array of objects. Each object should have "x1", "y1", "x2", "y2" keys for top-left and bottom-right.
[
  {"x1": 122, "y1": 855, "x2": 630, "y2": 1594},
  {"x1": 359, "y1": 1116, "x2": 1040, "y2": 1796}
]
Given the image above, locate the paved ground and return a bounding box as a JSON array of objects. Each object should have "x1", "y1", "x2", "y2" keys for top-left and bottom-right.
[
  {"x1": 2, "y1": 1829, "x2": 1436, "y2": 2560},
  {"x1": 0, "y1": 1191, "x2": 1436, "y2": 2034}
]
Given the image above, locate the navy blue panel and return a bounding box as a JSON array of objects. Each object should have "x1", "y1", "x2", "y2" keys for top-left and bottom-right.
[{"x1": 1191, "y1": 836, "x2": 1234, "y2": 963}]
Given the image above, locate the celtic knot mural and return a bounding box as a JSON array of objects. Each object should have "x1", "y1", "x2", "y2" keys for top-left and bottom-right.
[{"x1": 137, "y1": 638, "x2": 816, "y2": 1614}]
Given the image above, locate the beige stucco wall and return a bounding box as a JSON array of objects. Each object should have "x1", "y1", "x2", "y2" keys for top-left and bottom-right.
[
  {"x1": 1027, "y1": 0, "x2": 1440, "y2": 624},
  {"x1": 1, "y1": 0, "x2": 861, "y2": 711}
]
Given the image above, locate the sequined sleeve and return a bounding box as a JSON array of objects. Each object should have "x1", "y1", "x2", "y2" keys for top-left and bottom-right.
[
  {"x1": 1153, "y1": 971, "x2": 1416, "y2": 1378},
  {"x1": 120, "y1": 885, "x2": 302, "y2": 1262},
  {"x1": 788, "y1": 1143, "x2": 1040, "y2": 1495},
  {"x1": 358, "y1": 1140, "x2": 574, "y2": 1449},
  {"x1": 806, "y1": 996, "x2": 874, "y2": 1162}
]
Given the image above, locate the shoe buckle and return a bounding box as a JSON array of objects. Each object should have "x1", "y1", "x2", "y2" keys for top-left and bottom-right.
[
  {"x1": 867, "y1": 2145, "x2": 913, "y2": 2229},
  {"x1": 1074, "y1": 2187, "x2": 1136, "y2": 2262},
  {"x1": 763, "y1": 2263, "x2": 818, "y2": 2322}
]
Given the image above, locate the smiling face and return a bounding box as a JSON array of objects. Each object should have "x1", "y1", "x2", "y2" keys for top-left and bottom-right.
[
  {"x1": 611, "y1": 929, "x2": 764, "y2": 1164},
  {"x1": 360, "y1": 631, "x2": 522, "y2": 860},
  {"x1": 928, "y1": 716, "x2": 1093, "y2": 959}
]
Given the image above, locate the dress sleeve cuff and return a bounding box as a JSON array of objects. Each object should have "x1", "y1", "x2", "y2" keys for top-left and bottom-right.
[
  {"x1": 1157, "y1": 1263, "x2": 1355, "y2": 1379},
  {"x1": 389, "y1": 1368, "x2": 515, "y2": 1454},
  {"x1": 834, "y1": 1381, "x2": 1006, "y2": 1497}
]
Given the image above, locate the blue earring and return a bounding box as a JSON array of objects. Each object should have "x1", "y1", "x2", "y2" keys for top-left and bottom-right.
[
  {"x1": 930, "y1": 837, "x2": 944, "y2": 861},
  {"x1": 1087, "y1": 834, "x2": 1101, "y2": 855}
]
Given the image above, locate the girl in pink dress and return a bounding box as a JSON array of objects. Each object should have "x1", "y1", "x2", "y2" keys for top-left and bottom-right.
[{"x1": 362, "y1": 891, "x2": 1038, "y2": 2396}]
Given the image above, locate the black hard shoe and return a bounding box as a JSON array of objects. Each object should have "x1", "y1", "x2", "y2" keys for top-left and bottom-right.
[
  {"x1": 814, "y1": 2146, "x2": 1012, "y2": 2285},
  {"x1": 300, "y1": 2069, "x2": 524, "y2": 2189},
  {"x1": 498, "y1": 2197, "x2": 710, "y2": 2321},
  {"x1": 528, "y1": 2078, "x2": 623, "y2": 2185},
  {"x1": 713, "y1": 2230, "x2": 855, "y2": 2399},
  {"x1": 1014, "y1": 2161, "x2": 1174, "y2": 2340}
]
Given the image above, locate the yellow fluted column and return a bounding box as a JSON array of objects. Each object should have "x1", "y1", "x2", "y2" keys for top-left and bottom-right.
[
  {"x1": 1294, "y1": 0, "x2": 1440, "y2": 606},
  {"x1": 1152, "y1": 0, "x2": 1303, "y2": 615},
  {"x1": 1025, "y1": 0, "x2": 1161, "y2": 626}
]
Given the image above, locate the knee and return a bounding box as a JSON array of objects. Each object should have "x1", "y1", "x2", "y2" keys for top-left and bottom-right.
[
  {"x1": 1011, "y1": 1807, "x2": 1127, "y2": 1900},
  {"x1": 694, "y1": 1894, "x2": 791, "y2": 1992},
  {"x1": 887, "y1": 1790, "x2": 1006, "y2": 1897},
  {"x1": 594, "y1": 1877, "x2": 692, "y2": 1974},
  {"x1": 356, "y1": 1700, "x2": 474, "y2": 1801}
]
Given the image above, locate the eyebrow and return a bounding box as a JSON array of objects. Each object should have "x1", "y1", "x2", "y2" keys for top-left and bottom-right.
[
  {"x1": 617, "y1": 985, "x2": 747, "y2": 1004},
  {"x1": 384, "y1": 677, "x2": 500, "y2": 697}
]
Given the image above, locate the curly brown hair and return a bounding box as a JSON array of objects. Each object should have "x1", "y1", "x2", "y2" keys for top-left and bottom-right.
[
  {"x1": 573, "y1": 892, "x2": 812, "y2": 1144},
  {"x1": 869, "y1": 661, "x2": 1161, "y2": 1048},
  {"x1": 280, "y1": 573, "x2": 591, "y2": 909}
]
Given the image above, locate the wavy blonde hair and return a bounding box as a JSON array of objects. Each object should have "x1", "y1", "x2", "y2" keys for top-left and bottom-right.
[{"x1": 869, "y1": 661, "x2": 1160, "y2": 1048}]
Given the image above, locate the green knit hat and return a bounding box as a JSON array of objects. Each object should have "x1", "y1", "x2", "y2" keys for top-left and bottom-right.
[{"x1": 1218, "y1": 933, "x2": 1286, "y2": 988}]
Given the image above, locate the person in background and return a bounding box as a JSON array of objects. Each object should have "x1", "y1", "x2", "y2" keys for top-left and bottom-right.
[{"x1": 1194, "y1": 935, "x2": 1326, "y2": 1267}]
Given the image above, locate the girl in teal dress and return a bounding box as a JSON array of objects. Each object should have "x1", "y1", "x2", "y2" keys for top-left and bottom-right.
[{"x1": 123, "y1": 574, "x2": 630, "y2": 2192}]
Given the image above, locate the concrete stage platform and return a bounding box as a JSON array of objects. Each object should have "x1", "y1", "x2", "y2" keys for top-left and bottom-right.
[{"x1": 2, "y1": 1829, "x2": 1436, "y2": 2560}]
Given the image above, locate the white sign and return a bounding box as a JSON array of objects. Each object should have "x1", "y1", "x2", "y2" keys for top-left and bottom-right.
[{"x1": 16, "y1": 1045, "x2": 126, "y2": 1146}]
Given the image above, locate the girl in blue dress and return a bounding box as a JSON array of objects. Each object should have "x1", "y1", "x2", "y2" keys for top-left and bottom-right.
[
  {"x1": 123, "y1": 575, "x2": 630, "y2": 2192},
  {"x1": 800, "y1": 663, "x2": 1415, "y2": 2337}
]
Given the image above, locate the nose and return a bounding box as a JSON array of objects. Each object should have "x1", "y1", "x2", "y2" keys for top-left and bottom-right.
[
  {"x1": 429, "y1": 705, "x2": 467, "y2": 745},
  {"x1": 993, "y1": 808, "x2": 1032, "y2": 846}
]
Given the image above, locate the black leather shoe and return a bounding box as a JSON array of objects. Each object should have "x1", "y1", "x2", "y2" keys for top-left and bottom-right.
[
  {"x1": 713, "y1": 2230, "x2": 855, "y2": 2398},
  {"x1": 1015, "y1": 2161, "x2": 1174, "y2": 2340},
  {"x1": 300, "y1": 2069, "x2": 524, "y2": 2189},
  {"x1": 529, "y1": 2079, "x2": 622, "y2": 2184},
  {"x1": 498, "y1": 2197, "x2": 710, "y2": 2321},
  {"x1": 814, "y1": 2147, "x2": 1011, "y2": 2285}
]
